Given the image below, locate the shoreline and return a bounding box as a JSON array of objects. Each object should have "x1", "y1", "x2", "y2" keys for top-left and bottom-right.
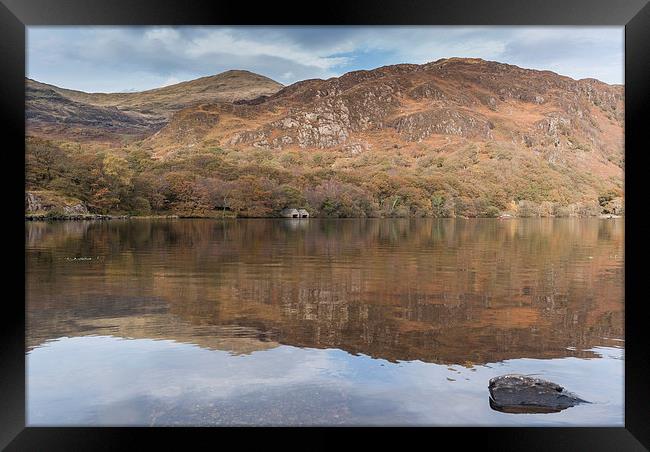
[
  {"x1": 24, "y1": 214, "x2": 624, "y2": 221},
  {"x1": 25, "y1": 214, "x2": 179, "y2": 221}
]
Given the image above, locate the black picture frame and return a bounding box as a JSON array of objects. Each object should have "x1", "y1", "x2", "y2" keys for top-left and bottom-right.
[{"x1": 2, "y1": 0, "x2": 649, "y2": 449}]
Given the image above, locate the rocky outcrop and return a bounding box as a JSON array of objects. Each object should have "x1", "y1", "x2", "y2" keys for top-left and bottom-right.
[
  {"x1": 391, "y1": 108, "x2": 493, "y2": 141},
  {"x1": 25, "y1": 192, "x2": 44, "y2": 213},
  {"x1": 25, "y1": 191, "x2": 89, "y2": 215},
  {"x1": 228, "y1": 83, "x2": 402, "y2": 149}
]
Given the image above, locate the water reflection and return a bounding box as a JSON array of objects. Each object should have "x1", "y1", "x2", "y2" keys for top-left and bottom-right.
[
  {"x1": 25, "y1": 218, "x2": 624, "y2": 425},
  {"x1": 488, "y1": 398, "x2": 569, "y2": 414},
  {"x1": 27, "y1": 218, "x2": 624, "y2": 364},
  {"x1": 27, "y1": 336, "x2": 623, "y2": 426}
]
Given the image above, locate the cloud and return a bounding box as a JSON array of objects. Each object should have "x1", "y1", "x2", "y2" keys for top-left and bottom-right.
[
  {"x1": 187, "y1": 29, "x2": 351, "y2": 70},
  {"x1": 501, "y1": 27, "x2": 624, "y2": 83},
  {"x1": 26, "y1": 26, "x2": 624, "y2": 93}
]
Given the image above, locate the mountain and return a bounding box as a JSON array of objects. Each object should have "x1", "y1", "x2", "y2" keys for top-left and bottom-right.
[
  {"x1": 25, "y1": 59, "x2": 624, "y2": 218},
  {"x1": 26, "y1": 70, "x2": 284, "y2": 142},
  {"x1": 147, "y1": 58, "x2": 623, "y2": 159}
]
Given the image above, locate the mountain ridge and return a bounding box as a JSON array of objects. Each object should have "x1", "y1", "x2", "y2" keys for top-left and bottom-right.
[
  {"x1": 25, "y1": 58, "x2": 624, "y2": 218},
  {"x1": 26, "y1": 70, "x2": 284, "y2": 142}
]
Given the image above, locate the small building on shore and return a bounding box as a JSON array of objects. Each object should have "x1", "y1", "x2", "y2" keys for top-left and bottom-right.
[
  {"x1": 281, "y1": 208, "x2": 300, "y2": 218},
  {"x1": 281, "y1": 208, "x2": 310, "y2": 218}
]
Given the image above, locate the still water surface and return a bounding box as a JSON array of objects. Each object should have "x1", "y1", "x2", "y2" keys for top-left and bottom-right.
[{"x1": 26, "y1": 218, "x2": 624, "y2": 426}]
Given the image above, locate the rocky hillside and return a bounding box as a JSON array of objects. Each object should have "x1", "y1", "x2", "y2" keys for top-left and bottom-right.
[
  {"x1": 26, "y1": 70, "x2": 283, "y2": 142},
  {"x1": 25, "y1": 58, "x2": 624, "y2": 218},
  {"x1": 146, "y1": 58, "x2": 623, "y2": 159}
]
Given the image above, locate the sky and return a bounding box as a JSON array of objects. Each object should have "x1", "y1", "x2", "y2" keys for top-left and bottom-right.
[{"x1": 26, "y1": 26, "x2": 624, "y2": 93}]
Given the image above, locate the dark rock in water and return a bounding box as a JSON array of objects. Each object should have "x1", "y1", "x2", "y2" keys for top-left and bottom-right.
[{"x1": 488, "y1": 374, "x2": 589, "y2": 414}]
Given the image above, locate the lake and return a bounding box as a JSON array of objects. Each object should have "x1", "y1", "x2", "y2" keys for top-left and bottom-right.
[{"x1": 25, "y1": 218, "x2": 624, "y2": 426}]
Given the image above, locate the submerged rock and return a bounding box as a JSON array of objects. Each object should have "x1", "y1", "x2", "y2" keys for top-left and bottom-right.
[{"x1": 488, "y1": 374, "x2": 589, "y2": 413}]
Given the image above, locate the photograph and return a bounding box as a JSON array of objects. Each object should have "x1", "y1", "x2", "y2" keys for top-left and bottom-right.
[{"x1": 22, "y1": 25, "x2": 628, "y2": 427}]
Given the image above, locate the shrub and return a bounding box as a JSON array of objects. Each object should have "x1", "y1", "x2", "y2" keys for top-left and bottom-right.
[
  {"x1": 131, "y1": 197, "x2": 151, "y2": 215},
  {"x1": 598, "y1": 190, "x2": 618, "y2": 207},
  {"x1": 45, "y1": 208, "x2": 65, "y2": 220},
  {"x1": 455, "y1": 197, "x2": 478, "y2": 217},
  {"x1": 517, "y1": 200, "x2": 540, "y2": 217},
  {"x1": 431, "y1": 193, "x2": 452, "y2": 217},
  {"x1": 482, "y1": 206, "x2": 501, "y2": 218}
]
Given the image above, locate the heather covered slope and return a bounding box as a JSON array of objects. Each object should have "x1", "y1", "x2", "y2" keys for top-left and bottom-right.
[{"x1": 25, "y1": 58, "x2": 624, "y2": 218}]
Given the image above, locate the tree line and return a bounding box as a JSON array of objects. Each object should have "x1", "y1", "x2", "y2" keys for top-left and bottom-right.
[{"x1": 26, "y1": 137, "x2": 622, "y2": 218}]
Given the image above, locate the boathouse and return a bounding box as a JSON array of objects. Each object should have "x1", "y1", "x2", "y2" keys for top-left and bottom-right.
[
  {"x1": 281, "y1": 208, "x2": 300, "y2": 218},
  {"x1": 281, "y1": 208, "x2": 310, "y2": 218}
]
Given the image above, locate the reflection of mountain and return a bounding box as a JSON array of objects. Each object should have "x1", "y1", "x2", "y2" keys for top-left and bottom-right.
[
  {"x1": 26, "y1": 295, "x2": 279, "y2": 355},
  {"x1": 26, "y1": 219, "x2": 624, "y2": 364}
]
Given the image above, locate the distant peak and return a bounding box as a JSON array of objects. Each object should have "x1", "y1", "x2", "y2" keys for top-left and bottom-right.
[
  {"x1": 220, "y1": 69, "x2": 256, "y2": 75},
  {"x1": 184, "y1": 70, "x2": 283, "y2": 88},
  {"x1": 428, "y1": 57, "x2": 489, "y2": 65},
  {"x1": 215, "y1": 69, "x2": 275, "y2": 80}
]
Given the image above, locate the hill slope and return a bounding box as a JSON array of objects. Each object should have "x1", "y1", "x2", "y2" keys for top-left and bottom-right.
[
  {"x1": 25, "y1": 58, "x2": 624, "y2": 218},
  {"x1": 26, "y1": 70, "x2": 283, "y2": 142}
]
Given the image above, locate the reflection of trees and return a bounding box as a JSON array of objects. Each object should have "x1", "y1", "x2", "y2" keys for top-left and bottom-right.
[{"x1": 26, "y1": 218, "x2": 624, "y2": 364}]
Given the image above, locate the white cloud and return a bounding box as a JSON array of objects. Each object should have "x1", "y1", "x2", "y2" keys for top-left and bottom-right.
[
  {"x1": 144, "y1": 27, "x2": 182, "y2": 45},
  {"x1": 186, "y1": 29, "x2": 351, "y2": 70},
  {"x1": 26, "y1": 26, "x2": 624, "y2": 92}
]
